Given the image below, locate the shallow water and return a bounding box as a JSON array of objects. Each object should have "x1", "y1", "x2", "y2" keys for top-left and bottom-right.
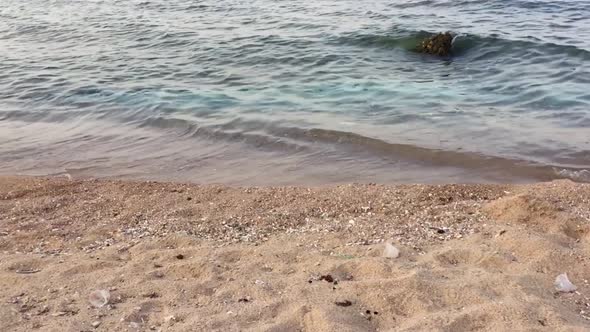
[{"x1": 1, "y1": 0, "x2": 589, "y2": 184}]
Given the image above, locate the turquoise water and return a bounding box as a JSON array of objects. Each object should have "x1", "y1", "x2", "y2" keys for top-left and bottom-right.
[{"x1": 0, "y1": 0, "x2": 589, "y2": 184}]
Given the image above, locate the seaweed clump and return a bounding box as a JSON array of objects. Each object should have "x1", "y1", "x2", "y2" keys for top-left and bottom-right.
[{"x1": 416, "y1": 32, "x2": 454, "y2": 56}]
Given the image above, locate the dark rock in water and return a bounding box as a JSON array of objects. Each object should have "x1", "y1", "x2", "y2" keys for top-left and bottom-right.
[{"x1": 416, "y1": 32, "x2": 454, "y2": 56}]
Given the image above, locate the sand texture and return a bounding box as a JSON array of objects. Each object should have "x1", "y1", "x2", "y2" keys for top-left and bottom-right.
[{"x1": 1, "y1": 177, "x2": 590, "y2": 331}]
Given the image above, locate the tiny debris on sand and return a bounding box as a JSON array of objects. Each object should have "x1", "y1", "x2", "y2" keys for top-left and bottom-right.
[
  {"x1": 335, "y1": 300, "x2": 353, "y2": 307},
  {"x1": 15, "y1": 269, "x2": 41, "y2": 274},
  {"x1": 0, "y1": 176, "x2": 590, "y2": 331}
]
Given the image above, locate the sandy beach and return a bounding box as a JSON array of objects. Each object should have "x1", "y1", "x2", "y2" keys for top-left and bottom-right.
[{"x1": 1, "y1": 176, "x2": 590, "y2": 331}]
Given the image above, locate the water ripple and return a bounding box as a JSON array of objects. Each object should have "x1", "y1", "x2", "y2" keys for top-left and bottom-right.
[{"x1": 0, "y1": 0, "x2": 589, "y2": 183}]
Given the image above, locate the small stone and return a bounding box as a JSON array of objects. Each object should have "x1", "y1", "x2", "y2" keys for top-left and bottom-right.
[
  {"x1": 143, "y1": 292, "x2": 159, "y2": 298},
  {"x1": 37, "y1": 306, "x2": 49, "y2": 315},
  {"x1": 319, "y1": 275, "x2": 335, "y2": 283},
  {"x1": 92, "y1": 321, "x2": 101, "y2": 328},
  {"x1": 383, "y1": 242, "x2": 400, "y2": 259},
  {"x1": 149, "y1": 271, "x2": 164, "y2": 279},
  {"x1": 89, "y1": 289, "x2": 110, "y2": 308},
  {"x1": 496, "y1": 229, "x2": 507, "y2": 237}
]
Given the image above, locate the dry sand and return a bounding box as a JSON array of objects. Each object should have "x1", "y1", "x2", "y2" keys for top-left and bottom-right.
[{"x1": 1, "y1": 176, "x2": 590, "y2": 331}]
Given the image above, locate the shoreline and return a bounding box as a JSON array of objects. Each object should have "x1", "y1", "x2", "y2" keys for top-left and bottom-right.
[{"x1": 1, "y1": 176, "x2": 590, "y2": 331}]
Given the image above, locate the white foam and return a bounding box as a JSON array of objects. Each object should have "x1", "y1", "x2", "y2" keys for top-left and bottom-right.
[{"x1": 554, "y1": 168, "x2": 590, "y2": 182}]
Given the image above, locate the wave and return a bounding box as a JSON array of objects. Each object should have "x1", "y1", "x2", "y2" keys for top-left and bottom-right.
[
  {"x1": 1, "y1": 111, "x2": 589, "y2": 183},
  {"x1": 335, "y1": 29, "x2": 590, "y2": 60},
  {"x1": 97, "y1": 116, "x2": 590, "y2": 183}
]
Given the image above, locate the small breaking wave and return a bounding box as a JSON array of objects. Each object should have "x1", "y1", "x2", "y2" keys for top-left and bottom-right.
[
  {"x1": 554, "y1": 168, "x2": 590, "y2": 182},
  {"x1": 336, "y1": 29, "x2": 590, "y2": 60}
]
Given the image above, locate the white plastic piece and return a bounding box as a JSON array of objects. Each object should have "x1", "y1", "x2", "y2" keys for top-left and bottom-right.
[
  {"x1": 554, "y1": 273, "x2": 577, "y2": 293},
  {"x1": 383, "y1": 243, "x2": 400, "y2": 259},
  {"x1": 89, "y1": 289, "x2": 110, "y2": 308}
]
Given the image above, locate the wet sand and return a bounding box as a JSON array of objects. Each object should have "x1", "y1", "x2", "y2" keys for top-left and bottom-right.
[{"x1": 1, "y1": 176, "x2": 590, "y2": 331}]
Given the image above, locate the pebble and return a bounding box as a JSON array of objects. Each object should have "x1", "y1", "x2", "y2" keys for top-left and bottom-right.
[
  {"x1": 383, "y1": 243, "x2": 400, "y2": 259},
  {"x1": 92, "y1": 321, "x2": 101, "y2": 328}
]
